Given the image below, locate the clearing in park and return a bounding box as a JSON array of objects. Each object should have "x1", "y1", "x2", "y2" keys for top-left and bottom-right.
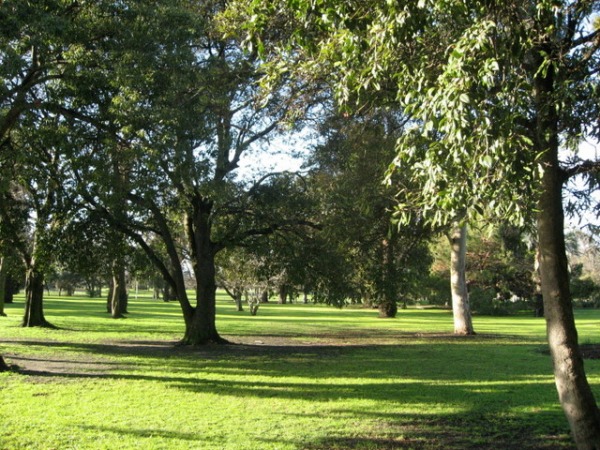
[{"x1": 1, "y1": 291, "x2": 599, "y2": 449}]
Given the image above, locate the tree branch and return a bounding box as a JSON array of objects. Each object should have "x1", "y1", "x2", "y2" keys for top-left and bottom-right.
[{"x1": 563, "y1": 159, "x2": 600, "y2": 181}]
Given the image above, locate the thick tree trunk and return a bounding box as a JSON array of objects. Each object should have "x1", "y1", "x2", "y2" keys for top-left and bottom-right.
[
  {"x1": 22, "y1": 268, "x2": 52, "y2": 327},
  {"x1": 180, "y1": 199, "x2": 225, "y2": 345},
  {"x1": 181, "y1": 251, "x2": 223, "y2": 345},
  {"x1": 449, "y1": 224, "x2": 475, "y2": 335},
  {"x1": 537, "y1": 146, "x2": 600, "y2": 449}
]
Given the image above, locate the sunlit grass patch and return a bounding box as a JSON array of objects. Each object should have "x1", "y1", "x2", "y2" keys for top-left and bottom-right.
[{"x1": 0, "y1": 292, "x2": 596, "y2": 448}]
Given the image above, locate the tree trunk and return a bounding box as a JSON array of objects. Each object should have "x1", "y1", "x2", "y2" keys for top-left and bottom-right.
[
  {"x1": 235, "y1": 290, "x2": 244, "y2": 312},
  {"x1": 109, "y1": 261, "x2": 128, "y2": 319},
  {"x1": 0, "y1": 257, "x2": 7, "y2": 317},
  {"x1": 0, "y1": 355, "x2": 8, "y2": 372},
  {"x1": 181, "y1": 250, "x2": 223, "y2": 345},
  {"x1": 163, "y1": 281, "x2": 176, "y2": 302},
  {"x1": 378, "y1": 301, "x2": 397, "y2": 318},
  {"x1": 180, "y1": 200, "x2": 225, "y2": 345},
  {"x1": 278, "y1": 284, "x2": 288, "y2": 304},
  {"x1": 538, "y1": 161, "x2": 600, "y2": 448},
  {"x1": 260, "y1": 289, "x2": 269, "y2": 303},
  {"x1": 22, "y1": 268, "x2": 52, "y2": 327},
  {"x1": 449, "y1": 224, "x2": 475, "y2": 335},
  {"x1": 535, "y1": 46, "x2": 600, "y2": 447},
  {"x1": 5, "y1": 274, "x2": 15, "y2": 303}
]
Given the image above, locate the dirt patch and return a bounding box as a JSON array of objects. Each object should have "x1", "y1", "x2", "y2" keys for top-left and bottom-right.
[{"x1": 1, "y1": 335, "x2": 354, "y2": 378}]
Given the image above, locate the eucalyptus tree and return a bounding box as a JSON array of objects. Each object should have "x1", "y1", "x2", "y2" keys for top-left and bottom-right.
[{"x1": 232, "y1": 0, "x2": 600, "y2": 446}]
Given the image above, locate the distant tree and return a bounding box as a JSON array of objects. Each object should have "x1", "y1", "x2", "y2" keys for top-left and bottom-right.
[
  {"x1": 308, "y1": 111, "x2": 433, "y2": 313},
  {"x1": 432, "y1": 223, "x2": 535, "y2": 315},
  {"x1": 1, "y1": 113, "x2": 76, "y2": 328}
]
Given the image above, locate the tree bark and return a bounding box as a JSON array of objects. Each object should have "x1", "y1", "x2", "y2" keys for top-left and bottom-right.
[
  {"x1": 22, "y1": 268, "x2": 52, "y2": 327},
  {"x1": 260, "y1": 289, "x2": 269, "y2": 303},
  {"x1": 5, "y1": 274, "x2": 15, "y2": 303},
  {"x1": 180, "y1": 198, "x2": 225, "y2": 345},
  {"x1": 449, "y1": 224, "x2": 475, "y2": 335},
  {"x1": 278, "y1": 284, "x2": 288, "y2": 304},
  {"x1": 534, "y1": 43, "x2": 600, "y2": 448},
  {"x1": 538, "y1": 156, "x2": 600, "y2": 449},
  {"x1": 180, "y1": 250, "x2": 223, "y2": 344},
  {"x1": 234, "y1": 291, "x2": 244, "y2": 312},
  {"x1": 109, "y1": 260, "x2": 128, "y2": 319},
  {"x1": 0, "y1": 355, "x2": 8, "y2": 372},
  {"x1": 0, "y1": 257, "x2": 7, "y2": 317}
]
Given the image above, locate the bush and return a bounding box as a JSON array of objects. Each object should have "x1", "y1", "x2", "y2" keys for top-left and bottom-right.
[
  {"x1": 469, "y1": 287, "x2": 530, "y2": 316},
  {"x1": 571, "y1": 278, "x2": 600, "y2": 308}
]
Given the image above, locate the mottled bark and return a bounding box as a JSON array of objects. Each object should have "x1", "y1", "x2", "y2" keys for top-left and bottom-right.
[{"x1": 449, "y1": 224, "x2": 474, "y2": 335}]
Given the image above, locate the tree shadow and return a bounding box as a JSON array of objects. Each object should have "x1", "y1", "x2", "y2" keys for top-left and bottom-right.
[{"x1": 0, "y1": 337, "x2": 576, "y2": 448}]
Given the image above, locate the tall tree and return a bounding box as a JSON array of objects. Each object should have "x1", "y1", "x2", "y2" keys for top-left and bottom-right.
[
  {"x1": 232, "y1": 0, "x2": 600, "y2": 446},
  {"x1": 307, "y1": 111, "x2": 433, "y2": 311},
  {"x1": 65, "y1": 0, "x2": 313, "y2": 344}
]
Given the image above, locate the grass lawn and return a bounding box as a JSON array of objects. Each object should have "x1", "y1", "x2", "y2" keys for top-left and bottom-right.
[{"x1": 1, "y1": 291, "x2": 599, "y2": 449}]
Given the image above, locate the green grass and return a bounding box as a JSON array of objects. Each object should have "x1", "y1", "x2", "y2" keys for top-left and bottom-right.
[{"x1": 1, "y1": 292, "x2": 599, "y2": 449}]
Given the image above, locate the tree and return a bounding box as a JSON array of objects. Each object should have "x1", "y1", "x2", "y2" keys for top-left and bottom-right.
[
  {"x1": 232, "y1": 0, "x2": 600, "y2": 446},
  {"x1": 0, "y1": 355, "x2": 8, "y2": 372},
  {"x1": 307, "y1": 111, "x2": 433, "y2": 312},
  {"x1": 63, "y1": 0, "x2": 314, "y2": 345},
  {"x1": 2, "y1": 112, "x2": 73, "y2": 328},
  {"x1": 431, "y1": 222, "x2": 536, "y2": 315},
  {"x1": 448, "y1": 224, "x2": 474, "y2": 334},
  {"x1": 0, "y1": 0, "x2": 118, "y2": 326}
]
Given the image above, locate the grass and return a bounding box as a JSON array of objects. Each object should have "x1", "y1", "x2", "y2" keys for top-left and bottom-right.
[{"x1": 1, "y1": 291, "x2": 599, "y2": 449}]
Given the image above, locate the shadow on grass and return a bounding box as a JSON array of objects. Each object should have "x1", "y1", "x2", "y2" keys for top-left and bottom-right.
[
  {"x1": 299, "y1": 410, "x2": 573, "y2": 450},
  {"x1": 77, "y1": 424, "x2": 211, "y2": 444},
  {"x1": 2, "y1": 337, "x2": 575, "y2": 449}
]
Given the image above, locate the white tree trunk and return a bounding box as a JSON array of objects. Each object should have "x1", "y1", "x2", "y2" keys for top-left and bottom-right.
[{"x1": 449, "y1": 224, "x2": 475, "y2": 335}]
